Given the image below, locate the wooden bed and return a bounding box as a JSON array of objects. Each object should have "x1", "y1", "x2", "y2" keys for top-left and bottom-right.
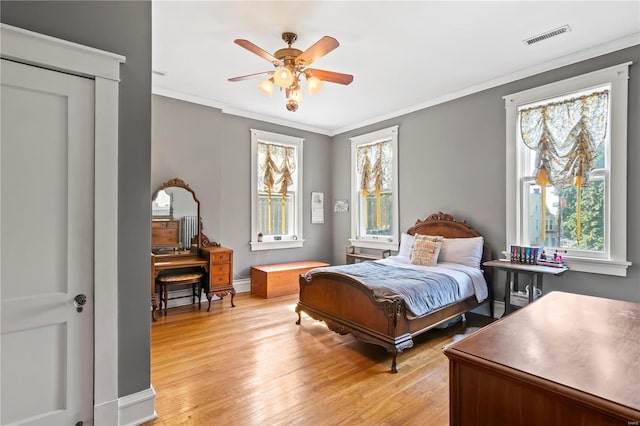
[{"x1": 296, "y1": 212, "x2": 493, "y2": 373}]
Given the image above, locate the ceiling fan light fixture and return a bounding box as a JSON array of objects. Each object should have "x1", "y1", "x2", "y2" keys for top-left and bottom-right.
[
  {"x1": 230, "y1": 32, "x2": 353, "y2": 112},
  {"x1": 288, "y1": 88, "x2": 303, "y2": 103},
  {"x1": 258, "y1": 78, "x2": 274, "y2": 96},
  {"x1": 273, "y1": 67, "x2": 294, "y2": 88},
  {"x1": 286, "y1": 99, "x2": 299, "y2": 112},
  {"x1": 306, "y1": 76, "x2": 323, "y2": 95}
]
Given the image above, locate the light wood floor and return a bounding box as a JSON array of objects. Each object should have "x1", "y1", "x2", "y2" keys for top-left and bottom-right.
[{"x1": 144, "y1": 293, "x2": 492, "y2": 426}]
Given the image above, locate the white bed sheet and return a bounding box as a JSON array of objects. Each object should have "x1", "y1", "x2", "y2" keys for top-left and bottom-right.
[{"x1": 375, "y1": 255, "x2": 489, "y2": 303}]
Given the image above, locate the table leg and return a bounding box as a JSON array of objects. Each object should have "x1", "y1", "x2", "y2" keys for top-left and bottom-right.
[
  {"x1": 151, "y1": 294, "x2": 158, "y2": 321},
  {"x1": 504, "y1": 271, "x2": 512, "y2": 316},
  {"x1": 528, "y1": 275, "x2": 535, "y2": 304},
  {"x1": 529, "y1": 273, "x2": 543, "y2": 303},
  {"x1": 538, "y1": 275, "x2": 544, "y2": 295}
]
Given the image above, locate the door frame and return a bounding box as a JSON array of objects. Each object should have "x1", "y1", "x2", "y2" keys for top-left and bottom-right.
[{"x1": 1, "y1": 23, "x2": 124, "y2": 424}]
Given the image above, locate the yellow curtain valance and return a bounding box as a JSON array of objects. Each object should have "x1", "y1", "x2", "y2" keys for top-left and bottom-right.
[{"x1": 520, "y1": 90, "x2": 609, "y2": 241}]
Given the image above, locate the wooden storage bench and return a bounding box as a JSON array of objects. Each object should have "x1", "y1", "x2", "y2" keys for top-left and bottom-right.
[{"x1": 251, "y1": 261, "x2": 329, "y2": 298}]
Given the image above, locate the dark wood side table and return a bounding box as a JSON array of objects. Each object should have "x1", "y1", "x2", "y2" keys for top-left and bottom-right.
[
  {"x1": 482, "y1": 259, "x2": 568, "y2": 316},
  {"x1": 444, "y1": 291, "x2": 640, "y2": 425},
  {"x1": 346, "y1": 246, "x2": 391, "y2": 264}
]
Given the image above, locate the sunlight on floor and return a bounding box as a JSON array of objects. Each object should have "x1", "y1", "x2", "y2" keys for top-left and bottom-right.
[{"x1": 287, "y1": 302, "x2": 328, "y2": 329}]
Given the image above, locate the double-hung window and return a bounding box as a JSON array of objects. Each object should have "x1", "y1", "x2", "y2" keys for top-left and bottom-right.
[
  {"x1": 505, "y1": 63, "x2": 631, "y2": 276},
  {"x1": 350, "y1": 125, "x2": 399, "y2": 251},
  {"x1": 250, "y1": 129, "x2": 304, "y2": 250}
]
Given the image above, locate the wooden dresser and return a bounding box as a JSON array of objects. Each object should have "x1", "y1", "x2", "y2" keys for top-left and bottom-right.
[
  {"x1": 201, "y1": 246, "x2": 235, "y2": 307},
  {"x1": 444, "y1": 291, "x2": 640, "y2": 425}
]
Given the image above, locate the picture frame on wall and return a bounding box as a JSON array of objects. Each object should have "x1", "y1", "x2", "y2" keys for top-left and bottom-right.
[
  {"x1": 334, "y1": 199, "x2": 349, "y2": 213},
  {"x1": 311, "y1": 191, "x2": 324, "y2": 224}
]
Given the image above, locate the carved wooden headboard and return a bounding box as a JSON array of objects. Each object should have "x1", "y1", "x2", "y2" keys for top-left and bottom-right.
[{"x1": 406, "y1": 212, "x2": 493, "y2": 281}]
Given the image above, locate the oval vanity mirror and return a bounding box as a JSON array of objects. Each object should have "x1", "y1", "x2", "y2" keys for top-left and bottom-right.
[{"x1": 151, "y1": 178, "x2": 202, "y2": 255}]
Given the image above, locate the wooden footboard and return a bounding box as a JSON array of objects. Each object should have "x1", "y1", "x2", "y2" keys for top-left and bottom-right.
[
  {"x1": 296, "y1": 270, "x2": 484, "y2": 373},
  {"x1": 296, "y1": 212, "x2": 492, "y2": 373}
]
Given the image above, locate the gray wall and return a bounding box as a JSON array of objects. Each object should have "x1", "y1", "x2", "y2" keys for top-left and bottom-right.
[
  {"x1": 152, "y1": 96, "x2": 334, "y2": 278},
  {"x1": 1, "y1": 1, "x2": 153, "y2": 397},
  {"x1": 332, "y1": 44, "x2": 640, "y2": 303},
  {"x1": 154, "y1": 47, "x2": 638, "y2": 305}
]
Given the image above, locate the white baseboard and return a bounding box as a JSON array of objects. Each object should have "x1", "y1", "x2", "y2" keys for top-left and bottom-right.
[
  {"x1": 94, "y1": 398, "x2": 118, "y2": 426},
  {"x1": 118, "y1": 385, "x2": 156, "y2": 426},
  {"x1": 234, "y1": 277, "x2": 251, "y2": 293},
  {"x1": 155, "y1": 278, "x2": 251, "y2": 309}
]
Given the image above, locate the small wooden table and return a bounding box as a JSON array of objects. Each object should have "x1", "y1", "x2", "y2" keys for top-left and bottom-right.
[
  {"x1": 483, "y1": 259, "x2": 567, "y2": 316},
  {"x1": 444, "y1": 291, "x2": 640, "y2": 425}
]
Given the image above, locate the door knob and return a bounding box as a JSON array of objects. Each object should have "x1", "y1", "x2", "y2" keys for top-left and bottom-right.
[{"x1": 74, "y1": 294, "x2": 87, "y2": 313}]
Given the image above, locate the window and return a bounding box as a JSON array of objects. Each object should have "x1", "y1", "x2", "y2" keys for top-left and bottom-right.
[
  {"x1": 505, "y1": 63, "x2": 631, "y2": 276},
  {"x1": 350, "y1": 125, "x2": 399, "y2": 251},
  {"x1": 250, "y1": 129, "x2": 304, "y2": 250}
]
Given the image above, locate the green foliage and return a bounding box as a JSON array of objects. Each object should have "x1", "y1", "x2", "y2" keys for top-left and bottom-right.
[{"x1": 559, "y1": 180, "x2": 605, "y2": 251}]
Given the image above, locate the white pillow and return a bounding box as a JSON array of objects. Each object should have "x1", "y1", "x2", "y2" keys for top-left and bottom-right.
[
  {"x1": 438, "y1": 236, "x2": 484, "y2": 268},
  {"x1": 397, "y1": 233, "x2": 415, "y2": 258}
]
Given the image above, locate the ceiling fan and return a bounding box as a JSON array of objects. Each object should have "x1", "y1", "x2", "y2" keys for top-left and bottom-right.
[{"x1": 228, "y1": 32, "x2": 354, "y2": 112}]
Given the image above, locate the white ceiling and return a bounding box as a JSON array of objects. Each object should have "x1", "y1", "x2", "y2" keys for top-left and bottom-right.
[{"x1": 152, "y1": 1, "x2": 640, "y2": 136}]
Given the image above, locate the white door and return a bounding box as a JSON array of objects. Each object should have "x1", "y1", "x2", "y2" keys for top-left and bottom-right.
[{"x1": 1, "y1": 59, "x2": 95, "y2": 425}]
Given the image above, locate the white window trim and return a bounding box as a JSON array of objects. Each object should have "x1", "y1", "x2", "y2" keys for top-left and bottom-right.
[
  {"x1": 349, "y1": 125, "x2": 399, "y2": 251},
  {"x1": 504, "y1": 62, "x2": 632, "y2": 276},
  {"x1": 250, "y1": 129, "x2": 304, "y2": 251}
]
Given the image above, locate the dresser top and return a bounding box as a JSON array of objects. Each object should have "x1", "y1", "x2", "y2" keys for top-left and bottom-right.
[{"x1": 446, "y1": 291, "x2": 640, "y2": 412}]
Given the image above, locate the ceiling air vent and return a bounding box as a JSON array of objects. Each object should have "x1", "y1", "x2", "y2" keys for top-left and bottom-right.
[{"x1": 523, "y1": 25, "x2": 571, "y2": 45}]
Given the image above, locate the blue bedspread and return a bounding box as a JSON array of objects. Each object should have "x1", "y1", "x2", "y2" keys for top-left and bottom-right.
[{"x1": 306, "y1": 262, "x2": 462, "y2": 318}]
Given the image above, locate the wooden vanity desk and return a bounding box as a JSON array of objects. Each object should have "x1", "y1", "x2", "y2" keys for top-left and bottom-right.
[
  {"x1": 150, "y1": 178, "x2": 235, "y2": 320},
  {"x1": 151, "y1": 247, "x2": 235, "y2": 320}
]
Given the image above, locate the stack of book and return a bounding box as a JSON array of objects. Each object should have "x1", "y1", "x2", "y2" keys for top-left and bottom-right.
[
  {"x1": 509, "y1": 245, "x2": 543, "y2": 264},
  {"x1": 509, "y1": 244, "x2": 566, "y2": 267}
]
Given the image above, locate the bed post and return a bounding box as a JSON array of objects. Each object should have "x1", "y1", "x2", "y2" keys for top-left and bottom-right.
[{"x1": 391, "y1": 353, "x2": 399, "y2": 373}]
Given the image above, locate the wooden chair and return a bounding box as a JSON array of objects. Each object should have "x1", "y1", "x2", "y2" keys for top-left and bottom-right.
[{"x1": 157, "y1": 272, "x2": 203, "y2": 315}]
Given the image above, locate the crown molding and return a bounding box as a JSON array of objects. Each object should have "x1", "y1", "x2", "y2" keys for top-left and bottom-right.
[
  {"x1": 154, "y1": 33, "x2": 639, "y2": 138},
  {"x1": 151, "y1": 86, "x2": 332, "y2": 136},
  {"x1": 331, "y1": 33, "x2": 640, "y2": 136}
]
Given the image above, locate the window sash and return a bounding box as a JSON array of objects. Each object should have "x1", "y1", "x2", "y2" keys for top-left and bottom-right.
[
  {"x1": 520, "y1": 175, "x2": 608, "y2": 259},
  {"x1": 257, "y1": 192, "x2": 295, "y2": 238},
  {"x1": 357, "y1": 190, "x2": 393, "y2": 238}
]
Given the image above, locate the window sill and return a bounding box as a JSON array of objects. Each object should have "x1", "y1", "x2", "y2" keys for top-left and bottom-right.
[
  {"x1": 250, "y1": 239, "x2": 305, "y2": 251},
  {"x1": 349, "y1": 238, "x2": 398, "y2": 251},
  {"x1": 562, "y1": 256, "x2": 631, "y2": 277}
]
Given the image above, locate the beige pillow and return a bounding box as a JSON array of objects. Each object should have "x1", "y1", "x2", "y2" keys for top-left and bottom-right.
[{"x1": 410, "y1": 234, "x2": 443, "y2": 266}]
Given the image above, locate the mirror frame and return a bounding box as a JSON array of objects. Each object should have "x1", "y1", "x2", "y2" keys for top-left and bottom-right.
[{"x1": 152, "y1": 178, "x2": 219, "y2": 250}]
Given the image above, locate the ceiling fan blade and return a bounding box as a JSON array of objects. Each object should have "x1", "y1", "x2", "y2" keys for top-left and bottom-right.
[
  {"x1": 228, "y1": 71, "x2": 273, "y2": 82},
  {"x1": 295, "y1": 36, "x2": 339, "y2": 67},
  {"x1": 234, "y1": 39, "x2": 279, "y2": 64},
  {"x1": 307, "y1": 68, "x2": 354, "y2": 85}
]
